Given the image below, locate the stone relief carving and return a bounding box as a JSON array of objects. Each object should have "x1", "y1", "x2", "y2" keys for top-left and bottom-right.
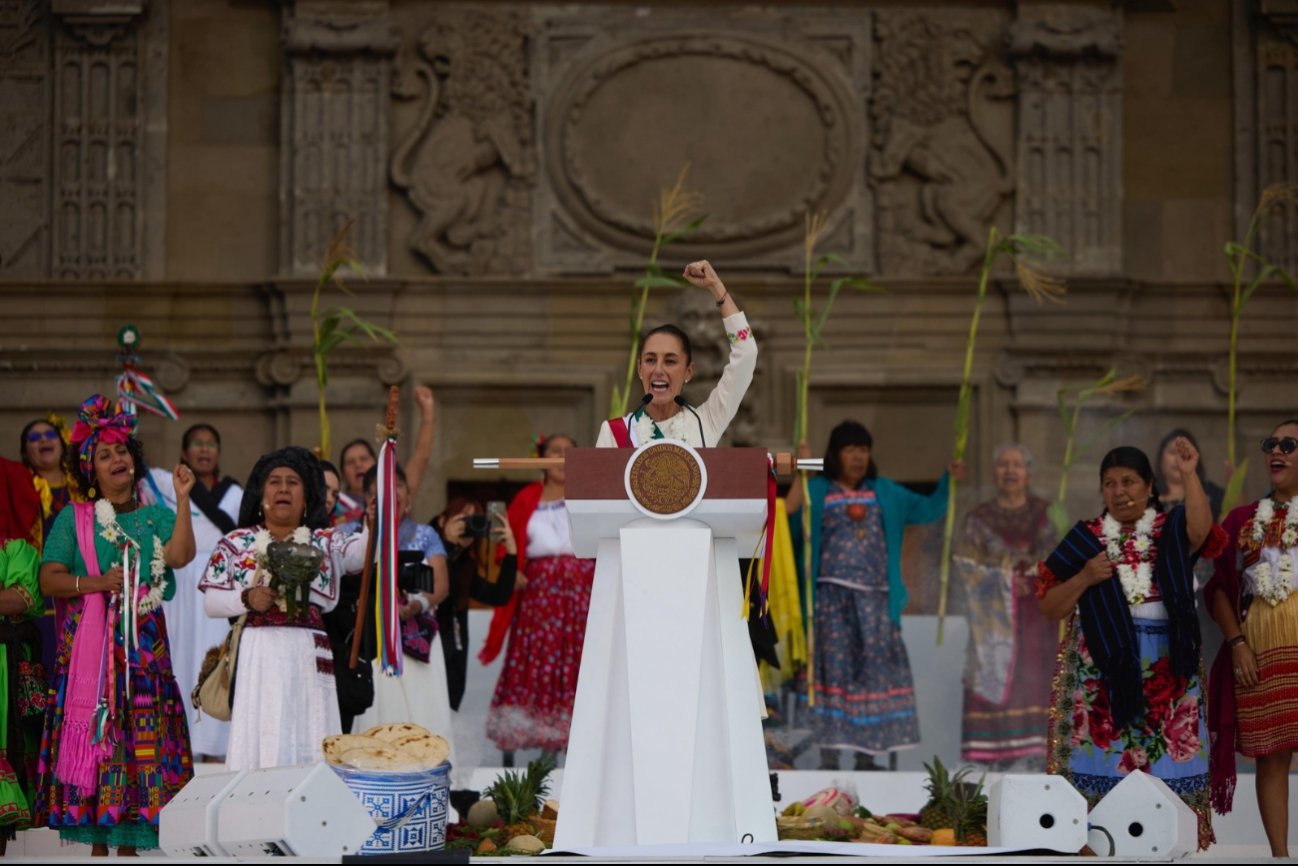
[
  {"x1": 534, "y1": 11, "x2": 869, "y2": 274},
  {"x1": 390, "y1": 7, "x2": 533, "y2": 276},
  {"x1": 870, "y1": 11, "x2": 1015, "y2": 274},
  {"x1": 1248, "y1": 24, "x2": 1298, "y2": 273},
  {"x1": 51, "y1": 5, "x2": 145, "y2": 279},
  {"x1": 280, "y1": 8, "x2": 398, "y2": 276},
  {"x1": 1009, "y1": 4, "x2": 1123, "y2": 275},
  {"x1": 0, "y1": 0, "x2": 48, "y2": 277}
]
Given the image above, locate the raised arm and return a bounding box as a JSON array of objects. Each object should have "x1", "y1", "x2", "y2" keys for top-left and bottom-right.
[
  {"x1": 681, "y1": 261, "x2": 757, "y2": 440},
  {"x1": 1170, "y1": 436, "x2": 1212, "y2": 552},
  {"x1": 405, "y1": 385, "x2": 436, "y2": 498},
  {"x1": 162, "y1": 463, "x2": 197, "y2": 568}
]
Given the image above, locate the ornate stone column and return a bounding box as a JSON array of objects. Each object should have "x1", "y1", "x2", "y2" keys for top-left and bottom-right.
[
  {"x1": 0, "y1": 1, "x2": 51, "y2": 278},
  {"x1": 1235, "y1": 0, "x2": 1298, "y2": 271},
  {"x1": 279, "y1": 1, "x2": 398, "y2": 277},
  {"x1": 1009, "y1": 3, "x2": 1124, "y2": 275},
  {"x1": 50, "y1": 0, "x2": 167, "y2": 280}
]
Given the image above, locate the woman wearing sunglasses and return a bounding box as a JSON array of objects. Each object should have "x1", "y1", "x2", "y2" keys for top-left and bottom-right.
[
  {"x1": 1205, "y1": 420, "x2": 1298, "y2": 858},
  {"x1": 18, "y1": 418, "x2": 74, "y2": 543}
]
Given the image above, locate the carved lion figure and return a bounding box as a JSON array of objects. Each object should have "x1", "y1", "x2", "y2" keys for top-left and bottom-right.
[{"x1": 390, "y1": 10, "x2": 532, "y2": 275}]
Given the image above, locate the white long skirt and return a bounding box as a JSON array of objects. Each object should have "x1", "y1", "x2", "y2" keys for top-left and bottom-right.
[
  {"x1": 353, "y1": 632, "x2": 458, "y2": 781},
  {"x1": 225, "y1": 626, "x2": 342, "y2": 772}
]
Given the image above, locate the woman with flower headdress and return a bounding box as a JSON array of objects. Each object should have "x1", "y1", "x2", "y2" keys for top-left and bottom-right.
[
  {"x1": 34, "y1": 394, "x2": 197, "y2": 855},
  {"x1": 1037, "y1": 440, "x2": 1225, "y2": 850},
  {"x1": 201, "y1": 447, "x2": 368, "y2": 771},
  {"x1": 1205, "y1": 419, "x2": 1298, "y2": 858},
  {"x1": 481, "y1": 434, "x2": 595, "y2": 758}
]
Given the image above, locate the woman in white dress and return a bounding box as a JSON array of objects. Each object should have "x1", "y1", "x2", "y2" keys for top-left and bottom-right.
[
  {"x1": 596, "y1": 260, "x2": 757, "y2": 449},
  {"x1": 200, "y1": 447, "x2": 367, "y2": 771},
  {"x1": 146, "y1": 424, "x2": 241, "y2": 760}
]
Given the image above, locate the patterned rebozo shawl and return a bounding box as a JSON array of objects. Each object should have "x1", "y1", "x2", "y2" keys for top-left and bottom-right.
[{"x1": 1038, "y1": 506, "x2": 1207, "y2": 728}]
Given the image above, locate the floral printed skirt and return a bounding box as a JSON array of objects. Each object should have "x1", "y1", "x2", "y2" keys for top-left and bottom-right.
[
  {"x1": 1046, "y1": 614, "x2": 1213, "y2": 850},
  {"x1": 486, "y1": 555, "x2": 595, "y2": 752}
]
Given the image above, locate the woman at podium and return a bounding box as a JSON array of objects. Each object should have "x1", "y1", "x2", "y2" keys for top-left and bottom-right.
[{"x1": 596, "y1": 260, "x2": 756, "y2": 448}]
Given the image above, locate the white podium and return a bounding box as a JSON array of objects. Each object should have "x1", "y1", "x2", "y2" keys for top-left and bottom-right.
[{"x1": 553, "y1": 442, "x2": 777, "y2": 848}]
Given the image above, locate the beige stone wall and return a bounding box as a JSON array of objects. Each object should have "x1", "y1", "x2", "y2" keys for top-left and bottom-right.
[{"x1": 1, "y1": 0, "x2": 1295, "y2": 540}]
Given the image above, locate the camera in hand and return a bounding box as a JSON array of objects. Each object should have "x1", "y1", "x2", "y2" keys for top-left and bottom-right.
[
  {"x1": 464, "y1": 513, "x2": 492, "y2": 539},
  {"x1": 397, "y1": 550, "x2": 434, "y2": 593}
]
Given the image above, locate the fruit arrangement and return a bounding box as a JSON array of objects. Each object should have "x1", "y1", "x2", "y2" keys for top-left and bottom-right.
[
  {"x1": 446, "y1": 756, "x2": 558, "y2": 856},
  {"x1": 775, "y1": 756, "x2": 989, "y2": 847}
]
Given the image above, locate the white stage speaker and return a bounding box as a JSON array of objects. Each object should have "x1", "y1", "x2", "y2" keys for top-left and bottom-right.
[
  {"x1": 215, "y1": 762, "x2": 376, "y2": 858},
  {"x1": 159, "y1": 769, "x2": 248, "y2": 857},
  {"x1": 987, "y1": 774, "x2": 1088, "y2": 853},
  {"x1": 1086, "y1": 771, "x2": 1197, "y2": 858}
]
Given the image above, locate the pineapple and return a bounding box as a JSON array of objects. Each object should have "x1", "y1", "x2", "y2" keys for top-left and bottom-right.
[
  {"x1": 481, "y1": 755, "x2": 556, "y2": 843},
  {"x1": 918, "y1": 757, "x2": 988, "y2": 845},
  {"x1": 953, "y1": 770, "x2": 989, "y2": 847},
  {"x1": 918, "y1": 756, "x2": 960, "y2": 830}
]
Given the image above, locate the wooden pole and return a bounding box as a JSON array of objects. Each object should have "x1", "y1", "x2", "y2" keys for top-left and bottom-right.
[{"x1": 349, "y1": 386, "x2": 400, "y2": 670}]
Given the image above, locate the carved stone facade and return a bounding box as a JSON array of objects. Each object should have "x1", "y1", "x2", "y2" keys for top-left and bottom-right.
[
  {"x1": 532, "y1": 7, "x2": 871, "y2": 274},
  {"x1": 389, "y1": 6, "x2": 533, "y2": 276},
  {"x1": 50, "y1": 0, "x2": 166, "y2": 280},
  {"x1": 0, "y1": 0, "x2": 1295, "y2": 526},
  {"x1": 1009, "y1": 4, "x2": 1123, "y2": 275},
  {"x1": 1236, "y1": 0, "x2": 1298, "y2": 273},
  {"x1": 0, "y1": 1, "x2": 49, "y2": 278},
  {"x1": 870, "y1": 10, "x2": 1015, "y2": 275},
  {"x1": 279, "y1": 1, "x2": 398, "y2": 276}
]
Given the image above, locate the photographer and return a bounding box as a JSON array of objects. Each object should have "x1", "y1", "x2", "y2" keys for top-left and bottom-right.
[
  {"x1": 432, "y1": 499, "x2": 519, "y2": 710},
  {"x1": 345, "y1": 465, "x2": 455, "y2": 757}
]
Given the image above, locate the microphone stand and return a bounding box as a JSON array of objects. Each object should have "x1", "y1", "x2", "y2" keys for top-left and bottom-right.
[{"x1": 674, "y1": 396, "x2": 706, "y2": 447}]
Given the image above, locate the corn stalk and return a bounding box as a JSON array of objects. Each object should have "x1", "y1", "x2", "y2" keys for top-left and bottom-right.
[
  {"x1": 1046, "y1": 369, "x2": 1148, "y2": 537},
  {"x1": 311, "y1": 222, "x2": 399, "y2": 458},
  {"x1": 1220, "y1": 184, "x2": 1298, "y2": 514},
  {"x1": 936, "y1": 227, "x2": 1066, "y2": 645},
  {"x1": 794, "y1": 212, "x2": 884, "y2": 703},
  {"x1": 610, "y1": 165, "x2": 705, "y2": 417}
]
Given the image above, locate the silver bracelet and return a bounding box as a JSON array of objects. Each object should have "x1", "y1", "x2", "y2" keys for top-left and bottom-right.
[{"x1": 75, "y1": 575, "x2": 82, "y2": 595}]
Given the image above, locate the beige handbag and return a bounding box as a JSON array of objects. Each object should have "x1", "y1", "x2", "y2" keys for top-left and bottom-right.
[{"x1": 193, "y1": 615, "x2": 246, "y2": 722}]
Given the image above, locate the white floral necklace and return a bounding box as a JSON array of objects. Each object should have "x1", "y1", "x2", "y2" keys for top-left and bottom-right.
[
  {"x1": 1246, "y1": 498, "x2": 1298, "y2": 606},
  {"x1": 251, "y1": 525, "x2": 313, "y2": 613},
  {"x1": 1100, "y1": 508, "x2": 1159, "y2": 605},
  {"x1": 633, "y1": 406, "x2": 693, "y2": 444},
  {"x1": 95, "y1": 498, "x2": 166, "y2": 616}
]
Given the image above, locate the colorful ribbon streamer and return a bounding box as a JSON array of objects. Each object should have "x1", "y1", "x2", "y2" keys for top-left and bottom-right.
[
  {"x1": 374, "y1": 440, "x2": 402, "y2": 677},
  {"x1": 116, "y1": 363, "x2": 180, "y2": 420}
]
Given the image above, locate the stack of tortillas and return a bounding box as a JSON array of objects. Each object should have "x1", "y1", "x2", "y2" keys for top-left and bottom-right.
[{"x1": 323, "y1": 723, "x2": 450, "y2": 772}]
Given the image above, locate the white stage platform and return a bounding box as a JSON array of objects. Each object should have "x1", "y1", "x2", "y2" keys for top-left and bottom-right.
[{"x1": 3, "y1": 766, "x2": 1287, "y2": 860}]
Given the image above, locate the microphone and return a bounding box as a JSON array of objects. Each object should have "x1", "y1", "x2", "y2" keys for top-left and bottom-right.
[
  {"x1": 674, "y1": 396, "x2": 706, "y2": 447},
  {"x1": 637, "y1": 392, "x2": 653, "y2": 410}
]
